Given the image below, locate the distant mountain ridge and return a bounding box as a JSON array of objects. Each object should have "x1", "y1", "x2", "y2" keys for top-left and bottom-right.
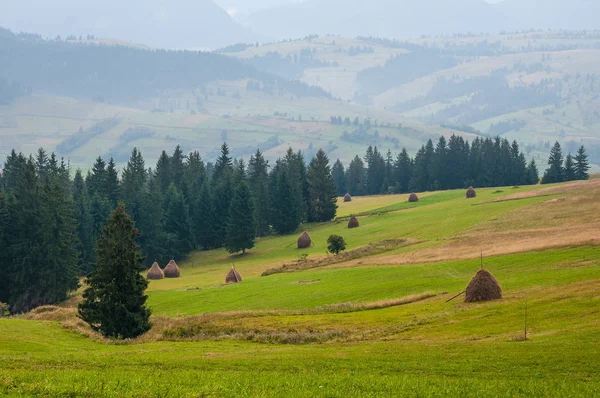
[{"x1": 0, "y1": 0, "x2": 263, "y2": 50}]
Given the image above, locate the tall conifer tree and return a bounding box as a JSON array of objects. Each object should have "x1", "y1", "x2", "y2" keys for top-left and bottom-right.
[{"x1": 78, "y1": 203, "x2": 151, "y2": 339}]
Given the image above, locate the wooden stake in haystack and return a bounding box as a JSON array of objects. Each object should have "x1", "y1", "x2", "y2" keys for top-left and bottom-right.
[{"x1": 226, "y1": 265, "x2": 243, "y2": 284}]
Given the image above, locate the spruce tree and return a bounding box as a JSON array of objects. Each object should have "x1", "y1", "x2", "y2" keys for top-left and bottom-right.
[
  {"x1": 5, "y1": 158, "x2": 45, "y2": 313},
  {"x1": 73, "y1": 169, "x2": 94, "y2": 273},
  {"x1": 0, "y1": 189, "x2": 8, "y2": 303},
  {"x1": 155, "y1": 150, "x2": 172, "y2": 194},
  {"x1": 346, "y1": 155, "x2": 366, "y2": 196},
  {"x1": 248, "y1": 150, "x2": 271, "y2": 237},
  {"x1": 87, "y1": 156, "x2": 107, "y2": 198},
  {"x1": 194, "y1": 181, "x2": 216, "y2": 250},
  {"x1": 78, "y1": 203, "x2": 151, "y2": 339},
  {"x1": 225, "y1": 181, "x2": 257, "y2": 255},
  {"x1": 331, "y1": 159, "x2": 346, "y2": 196},
  {"x1": 307, "y1": 149, "x2": 338, "y2": 222},
  {"x1": 270, "y1": 162, "x2": 300, "y2": 234},
  {"x1": 394, "y1": 149, "x2": 412, "y2": 193},
  {"x1": 164, "y1": 183, "x2": 194, "y2": 258},
  {"x1": 139, "y1": 177, "x2": 170, "y2": 265},
  {"x1": 213, "y1": 143, "x2": 233, "y2": 183},
  {"x1": 121, "y1": 148, "x2": 147, "y2": 227},
  {"x1": 104, "y1": 158, "x2": 120, "y2": 207},
  {"x1": 170, "y1": 145, "x2": 186, "y2": 189},
  {"x1": 526, "y1": 159, "x2": 539, "y2": 185},
  {"x1": 541, "y1": 142, "x2": 564, "y2": 184},
  {"x1": 564, "y1": 154, "x2": 576, "y2": 181},
  {"x1": 574, "y1": 146, "x2": 590, "y2": 180}
]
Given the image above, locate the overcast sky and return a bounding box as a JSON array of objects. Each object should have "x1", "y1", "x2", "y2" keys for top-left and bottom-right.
[{"x1": 215, "y1": 0, "x2": 503, "y2": 16}]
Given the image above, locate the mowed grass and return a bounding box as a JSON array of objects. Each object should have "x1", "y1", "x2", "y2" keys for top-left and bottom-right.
[
  {"x1": 147, "y1": 184, "x2": 550, "y2": 292},
  {"x1": 1, "y1": 181, "x2": 599, "y2": 397}
]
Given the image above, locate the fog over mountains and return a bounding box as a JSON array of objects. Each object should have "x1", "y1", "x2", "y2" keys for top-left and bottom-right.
[
  {"x1": 1, "y1": 0, "x2": 597, "y2": 49},
  {"x1": 0, "y1": 0, "x2": 262, "y2": 50}
]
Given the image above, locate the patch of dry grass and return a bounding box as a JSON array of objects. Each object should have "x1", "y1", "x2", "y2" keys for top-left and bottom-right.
[{"x1": 262, "y1": 238, "x2": 417, "y2": 276}]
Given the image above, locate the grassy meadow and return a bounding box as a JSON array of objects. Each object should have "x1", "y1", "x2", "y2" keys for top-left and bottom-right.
[{"x1": 1, "y1": 180, "x2": 600, "y2": 397}]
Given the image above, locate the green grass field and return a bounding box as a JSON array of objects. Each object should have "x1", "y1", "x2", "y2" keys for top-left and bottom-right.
[{"x1": 1, "y1": 181, "x2": 599, "y2": 397}]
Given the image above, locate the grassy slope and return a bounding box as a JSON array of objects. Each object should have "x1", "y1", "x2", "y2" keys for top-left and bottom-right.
[{"x1": 1, "y1": 182, "x2": 599, "y2": 396}]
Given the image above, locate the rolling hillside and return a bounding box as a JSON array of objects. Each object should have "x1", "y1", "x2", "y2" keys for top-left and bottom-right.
[
  {"x1": 226, "y1": 31, "x2": 600, "y2": 170},
  {"x1": 2, "y1": 180, "x2": 599, "y2": 396}
]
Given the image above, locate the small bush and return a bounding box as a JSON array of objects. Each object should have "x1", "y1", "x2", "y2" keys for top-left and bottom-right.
[{"x1": 327, "y1": 235, "x2": 346, "y2": 255}]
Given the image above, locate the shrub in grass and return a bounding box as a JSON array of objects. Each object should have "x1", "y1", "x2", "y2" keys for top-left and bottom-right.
[{"x1": 327, "y1": 235, "x2": 346, "y2": 255}]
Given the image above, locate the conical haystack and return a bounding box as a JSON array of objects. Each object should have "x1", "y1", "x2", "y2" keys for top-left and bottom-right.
[
  {"x1": 408, "y1": 193, "x2": 419, "y2": 203},
  {"x1": 147, "y1": 262, "x2": 164, "y2": 280},
  {"x1": 348, "y1": 216, "x2": 359, "y2": 229},
  {"x1": 297, "y1": 231, "x2": 312, "y2": 249},
  {"x1": 466, "y1": 186, "x2": 477, "y2": 199},
  {"x1": 226, "y1": 266, "x2": 243, "y2": 284},
  {"x1": 464, "y1": 269, "x2": 502, "y2": 303},
  {"x1": 343, "y1": 193, "x2": 352, "y2": 202},
  {"x1": 163, "y1": 260, "x2": 181, "y2": 278}
]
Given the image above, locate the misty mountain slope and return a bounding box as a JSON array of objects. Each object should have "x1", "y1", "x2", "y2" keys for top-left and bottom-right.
[
  {"x1": 241, "y1": 0, "x2": 517, "y2": 40},
  {"x1": 0, "y1": 28, "x2": 329, "y2": 102},
  {"x1": 0, "y1": 0, "x2": 263, "y2": 49},
  {"x1": 495, "y1": 0, "x2": 600, "y2": 30}
]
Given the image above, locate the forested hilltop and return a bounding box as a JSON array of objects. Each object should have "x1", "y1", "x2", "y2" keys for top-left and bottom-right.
[
  {"x1": 0, "y1": 137, "x2": 589, "y2": 314},
  {"x1": 0, "y1": 28, "x2": 329, "y2": 103}
]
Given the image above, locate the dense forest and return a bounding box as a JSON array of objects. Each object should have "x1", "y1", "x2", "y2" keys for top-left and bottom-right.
[
  {"x1": 0, "y1": 138, "x2": 589, "y2": 314},
  {"x1": 0, "y1": 28, "x2": 330, "y2": 102}
]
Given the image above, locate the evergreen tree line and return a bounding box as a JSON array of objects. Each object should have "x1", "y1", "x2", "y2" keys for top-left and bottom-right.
[
  {"x1": 332, "y1": 135, "x2": 543, "y2": 196},
  {"x1": 541, "y1": 142, "x2": 590, "y2": 184},
  {"x1": 0, "y1": 144, "x2": 338, "y2": 313}
]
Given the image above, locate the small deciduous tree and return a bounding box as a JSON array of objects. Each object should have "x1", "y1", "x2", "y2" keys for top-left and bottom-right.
[
  {"x1": 78, "y1": 203, "x2": 151, "y2": 339},
  {"x1": 327, "y1": 235, "x2": 346, "y2": 255}
]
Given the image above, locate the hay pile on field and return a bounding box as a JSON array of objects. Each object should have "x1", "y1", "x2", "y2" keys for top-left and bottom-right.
[
  {"x1": 297, "y1": 231, "x2": 312, "y2": 249},
  {"x1": 464, "y1": 269, "x2": 502, "y2": 303},
  {"x1": 466, "y1": 186, "x2": 477, "y2": 199},
  {"x1": 343, "y1": 193, "x2": 352, "y2": 202},
  {"x1": 147, "y1": 262, "x2": 164, "y2": 280},
  {"x1": 408, "y1": 193, "x2": 419, "y2": 203},
  {"x1": 163, "y1": 260, "x2": 181, "y2": 278},
  {"x1": 226, "y1": 266, "x2": 243, "y2": 284},
  {"x1": 348, "y1": 216, "x2": 359, "y2": 229}
]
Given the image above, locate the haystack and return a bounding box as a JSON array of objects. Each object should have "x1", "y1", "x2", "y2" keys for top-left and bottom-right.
[
  {"x1": 408, "y1": 193, "x2": 419, "y2": 203},
  {"x1": 147, "y1": 262, "x2": 164, "y2": 280},
  {"x1": 163, "y1": 260, "x2": 181, "y2": 278},
  {"x1": 348, "y1": 216, "x2": 359, "y2": 229},
  {"x1": 464, "y1": 269, "x2": 502, "y2": 303},
  {"x1": 343, "y1": 193, "x2": 352, "y2": 202},
  {"x1": 297, "y1": 231, "x2": 312, "y2": 249},
  {"x1": 466, "y1": 186, "x2": 477, "y2": 199},
  {"x1": 226, "y1": 266, "x2": 243, "y2": 284}
]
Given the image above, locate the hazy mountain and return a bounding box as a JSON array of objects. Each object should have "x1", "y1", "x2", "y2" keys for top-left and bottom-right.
[
  {"x1": 213, "y1": 0, "x2": 302, "y2": 15},
  {"x1": 495, "y1": 0, "x2": 600, "y2": 30},
  {"x1": 241, "y1": 0, "x2": 517, "y2": 40},
  {"x1": 0, "y1": 0, "x2": 263, "y2": 50}
]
